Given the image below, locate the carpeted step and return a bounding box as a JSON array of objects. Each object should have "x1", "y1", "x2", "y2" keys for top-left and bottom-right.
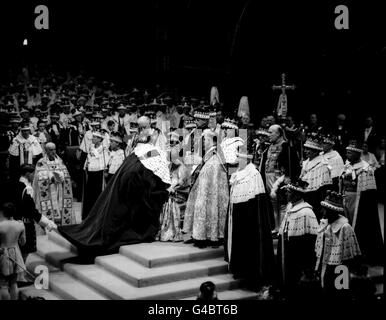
[
  {"x1": 182, "y1": 289, "x2": 258, "y2": 300},
  {"x1": 375, "y1": 283, "x2": 383, "y2": 297},
  {"x1": 119, "y1": 242, "x2": 224, "y2": 268},
  {"x1": 19, "y1": 285, "x2": 62, "y2": 300},
  {"x1": 36, "y1": 236, "x2": 78, "y2": 268},
  {"x1": 368, "y1": 266, "x2": 383, "y2": 282},
  {"x1": 25, "y1": 253, "x2": 61, "y2": 275},
  {"x1": 95, "y1": 254, "x2": 228, "y2": 287},
  {"x1": 48, "y1": 230, "x2": 78, "y2": 254},
  {"x1": 63, "y1": 263, "x2": 241, "y2": 300},
  {"x1": 48, "y1": 271, "x2": 108, "y2": 300}
]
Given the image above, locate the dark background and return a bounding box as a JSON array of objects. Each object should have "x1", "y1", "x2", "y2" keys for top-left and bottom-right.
[{"x1": 1, "y1": 0, "x2": 385, "y2": 127}]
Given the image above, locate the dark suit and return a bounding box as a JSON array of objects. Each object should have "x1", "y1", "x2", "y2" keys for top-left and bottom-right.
[
  {"x1": 11, "y1": 181, "x2": 43, "y2": 256},
  {"x1": 363, "y1": 126, "x2": 378, "y2": 153}
]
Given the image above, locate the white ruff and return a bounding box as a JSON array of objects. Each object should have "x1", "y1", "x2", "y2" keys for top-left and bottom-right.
[
  {"x1": 301, "y1": 155, "x2": 332, "y2": 191},
  {"x1": 322, "y1": 150, "x2": 344, "y2": 179},
  {"x1": 134, "y1": 143, "x2": 171, "y2": 185},
  {"x1": 229, "y1": 163, "x2": 265, "y2": 204},
  {"x1": 279, "y1": 201, "x2": 319, "y2": 237}
]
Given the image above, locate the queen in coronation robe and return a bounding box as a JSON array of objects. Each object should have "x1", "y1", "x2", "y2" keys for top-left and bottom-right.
[
  {"x1": 58, "y1": 132, "x2": 171, "y2": 256},
  {"x1": 33, "y1": 142, "x2": 74, "y2": 226},
  {"x1": 157, "y1": 132, "x2": 190, "y2": 242},
  {"x1": 183, "y1": 129, "x2": 229, "y2": 248},
  {"x1": 225, "y1": 148, "x2": 276, "y2": 291}
]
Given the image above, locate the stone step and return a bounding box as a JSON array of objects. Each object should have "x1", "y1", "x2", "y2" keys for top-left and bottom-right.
[
  {"x1": 63, "y1": 263, "x2": 241, "y2": 300},
  {"x1": 368, "y1": 265, "x2": 383, "y2": 282},
  {"x1": 19, "y1": 285, "x2": 62, "y2": 300},
  {"x1": 48, "y1": 271, "x2": 108, "y2": 300},
  {"x1": 36, "y1": 236, "x2": 78, "y2": 268},
  {"x1": 375, "y1": 283, "x2": 383, "y2": 297},
  {"x1": 48, "y1": 230, "x2": 78, "y2": 254},
  {"x1": 119, "y1": 242, "x2": 224, "y2": 268},
  {"x1": 26, "y1": 253, "x2": 61, "y2": 275},
  {"x1": 182, "y1": 289, "x2": 258, "y2": 300},
  {"x1": 95, "y1": 254, "x2": 228, "y2": 287}
]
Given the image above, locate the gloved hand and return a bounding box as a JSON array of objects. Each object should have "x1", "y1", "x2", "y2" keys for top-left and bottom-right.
[{"x1": 38, "y1": 215, "x2": 58, "y2": 232}]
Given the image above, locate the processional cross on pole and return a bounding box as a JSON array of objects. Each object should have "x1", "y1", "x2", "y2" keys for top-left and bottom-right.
[{"x1": 272, "y1": 73, "x2": 296, "y2": 118}]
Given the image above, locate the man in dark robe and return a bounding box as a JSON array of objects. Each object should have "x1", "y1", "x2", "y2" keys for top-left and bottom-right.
[
  {"x1": 225, "y1": 150, "x2": 275, "y2": 292},
  {"x1": 276, "y1": 179, "x2": 319, "y2": 299},
  {"x1": 300, "y1": 132, "x2": 333, "y2": 221},
  {"x1": 315, "y1": 191, "x2": 362, "y2": 300},
  {"x1": 340, "y1": 141, "x2": 384, "y2": 265},
  {"x1": 59, "y1": 133, "x2": 170, "y2": 256}
]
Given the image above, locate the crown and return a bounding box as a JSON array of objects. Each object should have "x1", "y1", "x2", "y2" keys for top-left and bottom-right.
[
  {"x1": 221, "y1": 118, "x2": 238, "y2": 130},
  {"x1": 194, "y1": 111, "x2": 210, "y2": 120},
  {"x1": 346, "y1": 140, "x2": 363, "y2": 153},
  {"x1": 320, "y1": 190, "x2": 344, "y2": 212},
  {"x1": 184, "y1": 118, "x2": 197, "y2": 129},
  {"x1": 282, "y1": 178, "x2": 309, "y2": 193},
  {"x1": 304, "y1": 132, "x2": 324, "y2": 151},
  {"x1": 256, "y1": 127, "x2": 270, "y2": 136},
  {"x1": 322, "y1": 133, "x2": 336, "y2": 145}
]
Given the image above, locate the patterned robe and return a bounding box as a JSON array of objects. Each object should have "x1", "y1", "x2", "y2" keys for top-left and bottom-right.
[
  {"x1": 340, "y1": 160, "x2": 383, "y2": 264},
  {"x1": 157, "y1": 161, "x2": 190, "y2": 242},
  {"x1": 300, "y1": 155, "x2": 333, "y2": 220},
  {"x1": 277, "y1": 201, "x2": 319, "y2": 293},
  {"x1": 33, "y1": 155, "x2": 73, "y2": 225},
  {"x1": 315, "y1": 216, "x2": 361, "y2": 290},
  {"x1": 183, "y1": 148, "x2": 229, "y2": 241}
]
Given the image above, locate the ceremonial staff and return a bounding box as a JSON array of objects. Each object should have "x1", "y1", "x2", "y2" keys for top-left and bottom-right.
[
  {"x1": 272, "y1": 73, "x2": 296, "y2": 178},
  {"x1": 272, "y1": 73, "x2": 296, "y2": 118},
  {"x1": 299, "y1": 121, "x2": 305, "y2": 164}
]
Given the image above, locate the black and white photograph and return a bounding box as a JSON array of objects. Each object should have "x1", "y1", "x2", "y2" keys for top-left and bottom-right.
[{"x1": 0, "y1": 0, "x2": 384, "y2": 311}]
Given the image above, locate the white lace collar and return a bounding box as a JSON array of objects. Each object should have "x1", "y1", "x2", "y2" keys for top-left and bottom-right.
[
  {"x1": 287, "y1": 200, "x2": 313, "y2": 214},
  {"x1": 322, "y1": 150, "x2": 339, "y2": 159},
  {"x1": 303, "y1": 154, "x2": 325, "y2": 168},
  {"x1": 345, "y1": 159, "x2": 369, "y2": 171},
  {"x1": 330, "y1": 216, "x2": 349, "y2": 233}
]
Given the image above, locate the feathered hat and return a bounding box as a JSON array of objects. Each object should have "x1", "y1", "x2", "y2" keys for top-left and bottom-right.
[{"x1": 237, "y1": 96, "x2": 250, "y2": 119}]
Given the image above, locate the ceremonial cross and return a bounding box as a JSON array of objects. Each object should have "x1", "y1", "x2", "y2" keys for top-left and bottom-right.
[{"x1": 272, "y1": 73, "x2": 296, "y2": 94}]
